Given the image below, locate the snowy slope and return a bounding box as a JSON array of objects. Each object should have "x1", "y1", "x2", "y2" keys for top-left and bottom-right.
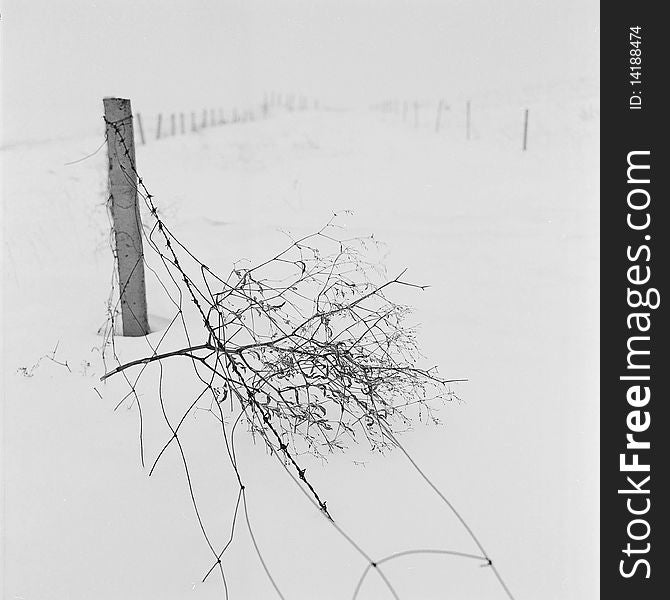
[{"x1": 2, "y1": 82, "x2": 599, "y2": 600}]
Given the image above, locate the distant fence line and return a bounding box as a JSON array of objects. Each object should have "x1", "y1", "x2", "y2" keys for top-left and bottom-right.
[
  {"x1": 134, "y1": 93, "x2": 321, "y2": 146},
  {"x1": 371, "y1": 98, "x2": 532, "y2": 151}
]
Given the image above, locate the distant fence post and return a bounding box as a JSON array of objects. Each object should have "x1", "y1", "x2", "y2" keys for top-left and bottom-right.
[
  {"x1": 180, "y1": 113, "x2": 185, "y2": 135},
  {"x1": 191, "y1": 111, "x2": 197, "y2": 132},
  {"x1": 135, "y1": 113, "x2": 146, "y2": 145},
  {"x1": 522, "y1": 108, "x2": 529, "y2": 151},
  {"x1": 156, "y1": 113, "x2": 163, "y2": 140},
  {"x1": 171, "y1": 113, "x2": 176, "y2": 136},
  {"x1": 103, "y1": 97, "x2": 149, "y2": 337},
  {"x1": 466, "y1": 100, "x2": 471, "y2": 141}
]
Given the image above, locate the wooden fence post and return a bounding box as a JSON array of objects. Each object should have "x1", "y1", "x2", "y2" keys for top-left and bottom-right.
[
  {"x1": 191, "y1": 111, "x2": 197, "y2": 132},
  {"x1": 180, "y1": 113, "x2": 185, "y2": 135},
  {"x1": 522, "y1": 108, "x2": 529, "y2": 151},
  {"x1": 170, "y1": 113, "x2": 176, "y2": 136},
  {"x1": 156, "y1": 113, "x2": 163, "y2": 140},
  {"x1": 103, "y1": 97, "x2": 149, "y2": 337}
]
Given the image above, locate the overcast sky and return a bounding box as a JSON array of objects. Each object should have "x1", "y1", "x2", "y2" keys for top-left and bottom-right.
[{"x1": 2, "y1": 0, "x2": 598, "y2": 144}]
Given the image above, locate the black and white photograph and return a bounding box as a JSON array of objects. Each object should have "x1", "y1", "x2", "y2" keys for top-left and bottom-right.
[{"x1": 1, "y1": 1, "x2": 606, "y2": 599}]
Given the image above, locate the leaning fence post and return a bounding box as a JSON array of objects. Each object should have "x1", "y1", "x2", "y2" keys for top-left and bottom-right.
[
  {"x1": 103, "y1": 97, "x2": 149, "y2": 337},
  {"x1": 522, "y1": 108, "x2": 529, "y2": 151}
]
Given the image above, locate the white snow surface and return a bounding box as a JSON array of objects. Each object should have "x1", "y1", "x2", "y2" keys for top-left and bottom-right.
[{"x1": 2, "y1": 84, "x2": 599, "y2": 599}]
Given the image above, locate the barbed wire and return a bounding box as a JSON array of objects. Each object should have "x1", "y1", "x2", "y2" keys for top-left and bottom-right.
[{"x1": 99, "y1": 115, "x2": 516, "y2": 600}]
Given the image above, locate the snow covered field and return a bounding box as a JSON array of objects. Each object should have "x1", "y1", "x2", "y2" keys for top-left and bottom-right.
[{"x1": 2, "y1": 81, "x2": 598, "y2": 600}]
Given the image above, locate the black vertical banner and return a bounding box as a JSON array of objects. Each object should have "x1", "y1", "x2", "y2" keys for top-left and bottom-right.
[{"x1": 601, "y1": 4, "x2": 668, "y2": 597}]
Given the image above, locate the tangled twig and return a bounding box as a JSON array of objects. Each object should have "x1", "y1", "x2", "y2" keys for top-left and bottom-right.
[{"x1": 99, "y1": 116, "x2": 514, "y2": 600}]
